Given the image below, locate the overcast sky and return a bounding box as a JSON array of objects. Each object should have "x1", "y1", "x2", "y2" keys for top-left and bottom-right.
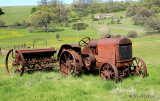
[{"x1": 0, "y1": 0, "x2": 138, "y2": 6}]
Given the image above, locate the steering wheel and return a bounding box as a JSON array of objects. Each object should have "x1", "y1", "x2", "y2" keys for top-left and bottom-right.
[{"x1": 78, "y1": 37, "x2": 90, "y2": 47}]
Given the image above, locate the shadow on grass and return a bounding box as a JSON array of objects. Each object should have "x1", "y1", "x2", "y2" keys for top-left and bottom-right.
[
  {"x1": 54, "y1": 29, "x2": 64, "y2": 32},
  {"x1": 34, "y1": 28, "x2": 64, "y2": 33},
  {"x1": 83, "y1": 70, "x2": 99, "y2": 76},
  {"x1": 26, "y1": 68, "x2": 60, "y2": 75}
]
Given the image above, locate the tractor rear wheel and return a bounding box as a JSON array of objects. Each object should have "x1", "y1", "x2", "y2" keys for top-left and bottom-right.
[{"x1": 59, "y1": 50, "x2": 82, "y2": 76}]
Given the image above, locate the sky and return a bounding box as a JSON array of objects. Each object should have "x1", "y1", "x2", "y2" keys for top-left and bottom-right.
[{"x1": 0, "y1": 0, "x2": 138, "y2": 6}]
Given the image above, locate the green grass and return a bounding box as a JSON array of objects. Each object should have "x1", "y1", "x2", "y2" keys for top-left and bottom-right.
[
  {"x1": 0, "y1": 6, "x2": 160, "y2": 101},
  {"x1": 0, "y1": 6, "x2": 34, "y2": 25},
  {"x1": 0, "y1": 35, "x2": 160, "y2": 101}
]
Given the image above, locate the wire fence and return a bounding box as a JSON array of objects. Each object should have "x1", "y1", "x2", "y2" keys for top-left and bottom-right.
[{"x1": 0, "y1": 40, "x2": 53, "y2": 56}]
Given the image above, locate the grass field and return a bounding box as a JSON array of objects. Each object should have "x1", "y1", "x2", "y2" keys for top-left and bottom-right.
[
  {"x1": 0, "y1": 6, "x2": 34, "y2": 25},
  {"x1": 0, "y1": 6, "x2": 160, "y2": 101}
]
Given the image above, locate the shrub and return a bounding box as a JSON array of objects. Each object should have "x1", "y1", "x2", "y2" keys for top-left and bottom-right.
[
  {"x1": 21, "y1": 20, "x2": 30, "y2": 28},
  {"x1": 28, "y1": 28, "x2": 35, "y2": 33},
  {"x1": 117, "y1": 18, "x2": 121, "y2": 24},
  {"x1": 126, "y1": 31, "x2": 138, "y2": 38},
  {"x1": 14, "y1": 22, "x2": 21, "y2": 26},
  {"x1": 65, "y1": 22, "x2": 69, "y2": 27},
  {"x1": 0, "y1": 19, "x2": 5, "y2": 27},
  {"x1": 120, "y1": 16, "x2": 123, "y2": 19},
  {"x1": 98, "y1": 27, "x2": 111, "y2": 38},
  {"x1": 92, "y1": 18, "x2": 98, "y2": 21},
  {"x1": 110, "y1": 17, "x2": 115, "y2": 24},
  {"x1": 91, "y1": 14, "x2": 94, "y2": 19},
  {"x1": 112, "y1": 34, "x2": 121, "y2": 38},
  {"x1": 56, "y1": 33, "x2": 60, "y2": 40},
  {"x1": 57, "y1": 24, "x2": 63, "y2": 26},
  {"x1": 72, "y1": 23, "x2": 89, "y2": 30}
]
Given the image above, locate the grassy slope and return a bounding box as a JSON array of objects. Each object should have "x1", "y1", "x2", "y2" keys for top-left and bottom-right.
[
  {"x1": 0, "y1": 6, "x2": 34, "y2": 25},
  {"x1": 0, "y1": 6, "x2": 160, "y2": 101}
]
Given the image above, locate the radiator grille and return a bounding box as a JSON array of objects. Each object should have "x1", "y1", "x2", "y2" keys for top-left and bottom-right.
[{"x1": 120, "y1": 44, "x2": 132, "y2": 61}]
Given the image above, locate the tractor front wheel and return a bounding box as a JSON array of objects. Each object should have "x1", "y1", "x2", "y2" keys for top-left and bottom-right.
[
  {"x1": 131, "y1": 57, "x2": 147, "y2": 77},
  {"x1": 100, "y1": 62, "x2": 119, "y2": 83}
]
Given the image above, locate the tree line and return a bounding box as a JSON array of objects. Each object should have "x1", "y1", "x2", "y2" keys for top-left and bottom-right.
[
  {"x1": 1, "y1": 0, "x2": 160, "y2": 33},
  {"x1": 126, "y1": 0, "x2": 160, "y2": 32},
  {"x1": 29, "y1": 0, "x2": 129, "y2": 32}
]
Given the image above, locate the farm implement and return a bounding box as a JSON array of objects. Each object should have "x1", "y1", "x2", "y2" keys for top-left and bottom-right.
[{"x1": 5, "y1": 36, "x2": 147, "y2": 82}]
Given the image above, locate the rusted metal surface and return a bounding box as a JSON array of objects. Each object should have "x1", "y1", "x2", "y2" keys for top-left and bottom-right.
[
  {"x1": 6, "y1": 48, "x2": 58, "y2": 76},
  {"x1": 18, "y1": 48, "x2": 56, "y2": 59},
  {"x1": 59, "y1": 49, "x2": 82, "y2": 76},
  {"x1": 6, "y1": 49, "x2": 25, "y2": 76},
  {"x1": 81, "y1": 36, "x2": 147, "y2": 82},
  {"x1": 131, "y1": 57, "x2": 147, "y2": 77},
  {"x1": 99, "y1": 62, "x2": 119, "y2": 83},
  {"x1": 88, "y1": 39, "x2": 99, "y2": 47},
  {"x1": 82, "y1": 53, "x2": 96, "y2": 70},
  {"x1": 5, "y1": 35, "x2": 147, "y2": 83},
  {"x1": 57, "y1": 44, "x2": 81, "y2": 60}
]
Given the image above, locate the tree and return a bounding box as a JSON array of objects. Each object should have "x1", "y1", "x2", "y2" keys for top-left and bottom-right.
[
  {"x1": 132, "y1": 7, "x2": 154, "y2": 25},
  {"x1": 59, "y1": 6, "x2": 70, "y2": 22},
  {"x1": 72, "y1": 23, "x2": 88, "y2": 30},
  {"x1": 0, "y1": 19, "x2": 5, "y2": 27},
  {"x1": 139, "y1": 0, "x2": 144, "y2": 3},
  {"x1": 145, "y1": 15, "x2": 160, "y2": 32},
  {"x1": 0, "y1": 8, "x2": 4, "y2": 15},
  {"x1": 70, "y1": 11, "x2": 77, "y2": 19},
  {"x1": 126, "y1": 4, "x2": 138, "y2": 16},
  {"x1": 30, "y1": 0, "x2": 70, "y2": 32},
  {"x1": 38, "y1": 0, "x2": 49, "y2": 5},
  {"x1": 72, "y1": 0, "x2": 88, "y2": 19},
  {"x1": 87, "y1": 0, "x2": 101, "y2": 14},
  {"x1": 49, "y1": 0, "x2": 63, "y2": 7},
  {"x1": 31, "y1": 7, "x2": 36, "y2": 14},
  {"x1": 30, "y1": 8, "x2": 56, "y2": 32},
  {"x1": 141, "y1": 0, "x2": 160, "y2": 13},
  {"x1": 36, "y1": 0, "x2": 70, "y2": 22}
]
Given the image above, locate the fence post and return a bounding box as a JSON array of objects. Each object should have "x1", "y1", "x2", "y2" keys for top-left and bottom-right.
[
  {"x1": 24, "y1": 43, "x2": 26, "y2": 49},
  {"x1": 33, "y1": 41, "x2": 36, "y2": 48},
  {"x1": 46, "y1": 40, "x2": 47, "y2": 46},
  {"x1": 22, "y1": 44, "x2": 23, "y2": 49},
  {"x1": 0, "y1": 47, "x2": 2, "y2": 56}
]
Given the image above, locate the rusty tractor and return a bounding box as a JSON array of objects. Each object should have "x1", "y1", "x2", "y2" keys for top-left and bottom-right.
[{"x1": 6, "y1": 36, "x2": 147, "y2": 83}]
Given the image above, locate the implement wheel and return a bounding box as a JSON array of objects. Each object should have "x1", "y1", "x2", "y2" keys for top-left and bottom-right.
[
  {"x1": 6, "y1": 49, "x2": 25, "y2": 76},
  {"x1": 59, "y1": 50, "x2": 82, "y2": 76},
  {"x1": 100, "y1": 62, "x2": 119, "y2": 83}
]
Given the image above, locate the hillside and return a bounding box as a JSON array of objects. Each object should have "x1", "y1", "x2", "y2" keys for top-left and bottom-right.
[
  {"x1": 0, "y1": 6, "x2": 34, "y2": 25},
  {"x1": 0, "y1": 6, "x2": 147, "y2": 49}
]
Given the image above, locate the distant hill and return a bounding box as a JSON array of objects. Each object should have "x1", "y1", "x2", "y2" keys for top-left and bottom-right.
[{"x1": 0, "y1": 6, "x2": 35, "y2": 25}]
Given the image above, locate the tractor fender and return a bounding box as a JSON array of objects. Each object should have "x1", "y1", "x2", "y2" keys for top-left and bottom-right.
[{"x1": 57, "y1": 44, "x2": 81, "y2": 60}]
